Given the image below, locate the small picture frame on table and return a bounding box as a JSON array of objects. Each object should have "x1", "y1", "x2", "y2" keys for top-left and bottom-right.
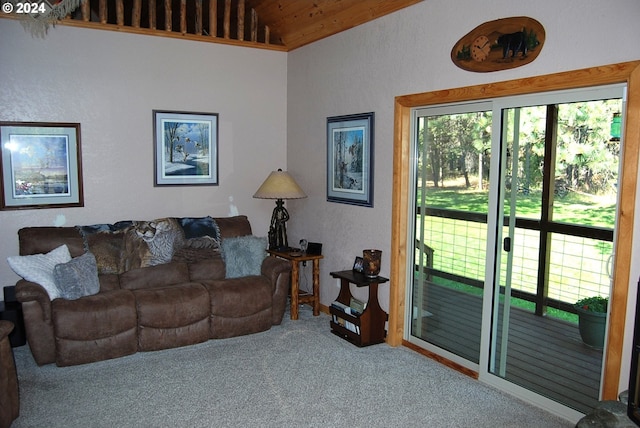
[{"x1": 353, "y1": 256, "x2": 364, "y2": 273}]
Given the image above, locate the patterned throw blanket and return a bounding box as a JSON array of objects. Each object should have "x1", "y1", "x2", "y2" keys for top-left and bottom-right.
[{"x1": 77, "y1": 217, "x2": 221, "y2": 274}]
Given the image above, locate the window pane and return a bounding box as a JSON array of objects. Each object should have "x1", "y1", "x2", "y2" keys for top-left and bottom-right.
[{"x1": 553, "y1": 99, "x2": 621, "y2": 228}]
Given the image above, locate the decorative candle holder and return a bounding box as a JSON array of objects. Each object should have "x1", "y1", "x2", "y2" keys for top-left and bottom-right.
[{"x1": 363, "y1": 249, "x2": 382, "y2": 277}]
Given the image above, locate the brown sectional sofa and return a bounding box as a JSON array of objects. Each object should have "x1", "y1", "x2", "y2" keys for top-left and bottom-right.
[{"x1": 13, "y1": 215, "x2": 291, "y2": 367}]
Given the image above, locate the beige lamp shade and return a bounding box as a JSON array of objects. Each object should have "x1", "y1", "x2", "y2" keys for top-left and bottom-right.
[{"x1": 253, "y1": 169, "x2": 307, "y2": 200}]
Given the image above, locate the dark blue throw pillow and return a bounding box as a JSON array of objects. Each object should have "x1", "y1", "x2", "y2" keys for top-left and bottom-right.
[{"x1": 176, "y1": 216, "x2": 220, "y2": 240}]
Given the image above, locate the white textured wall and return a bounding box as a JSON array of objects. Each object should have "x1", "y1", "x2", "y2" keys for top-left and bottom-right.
[
  {"x1": 286, "y1": 0, "x2": 640, "y2": 394},
  {"x1": 0, "y1": 19, "x2": 287, "y2": 286}
]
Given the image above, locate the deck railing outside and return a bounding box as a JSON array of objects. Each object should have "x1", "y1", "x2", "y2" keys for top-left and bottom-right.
[{"x1": 416, "y1": 213, "x2": 612, "y2": 316}]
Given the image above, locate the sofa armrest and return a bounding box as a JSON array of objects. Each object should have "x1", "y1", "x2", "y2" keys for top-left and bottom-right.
[
  {"x1": 0, "y1": 320, "x2": 19, "y2": 426},
  {"x1": 15, "y1": 279, "x2": 57, "y2": 365},
  {"x1": 261, "y1": 256, "x2": 291, "y2": 325},
  {"x1": 0, "y1": 320, "x2": 13, "y2": 341},
  {"x1": 261, "y1": 256, "x2": 291, "y2": 288},
  {"x1": 15, "y1": 279, "x2": 52, "y2": 322}
]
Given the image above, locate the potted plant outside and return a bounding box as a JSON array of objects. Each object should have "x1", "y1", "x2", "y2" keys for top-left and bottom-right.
[{"x1": 574, "y1": 296, "x2": 608, "y2": 350}]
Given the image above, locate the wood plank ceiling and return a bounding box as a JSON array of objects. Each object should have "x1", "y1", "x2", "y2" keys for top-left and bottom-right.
[
  {"x1": 4, "y1": 0, "x2": 422, "y2": 51},
  {"x1": 245, "y1": 0, "x2": 423, "y2": 50}
]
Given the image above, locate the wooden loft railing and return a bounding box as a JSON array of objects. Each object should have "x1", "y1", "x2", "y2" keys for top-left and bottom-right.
[{"x1": 60, "y1": 0, "x2": 286, "y2": 51}]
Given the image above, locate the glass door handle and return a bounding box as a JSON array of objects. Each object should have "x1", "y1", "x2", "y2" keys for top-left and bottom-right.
[{"x1": 503, "y1": 237, "x2": 512, "y2": 252}]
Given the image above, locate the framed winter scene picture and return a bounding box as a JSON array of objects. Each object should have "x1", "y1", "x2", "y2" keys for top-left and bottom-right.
[
  {"x1": 326, "y1": 112, "x2": 374, "y2": 207},
  {"x1": 153, "y1": 110, "x2": 219, "y2": 186}
]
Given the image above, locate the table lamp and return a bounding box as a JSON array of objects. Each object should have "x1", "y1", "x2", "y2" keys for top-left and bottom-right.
[{"x1": 253, "y1": 169, "x2": 307, "y2": 251}]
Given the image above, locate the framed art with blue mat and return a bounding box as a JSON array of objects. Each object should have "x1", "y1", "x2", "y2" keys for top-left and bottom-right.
[
  {"x1": 153, "y1": 110, "x2": 219, "y2": 186},
  {"x1": 326, "y1": 112, "x2": 374, "y2": 207}
]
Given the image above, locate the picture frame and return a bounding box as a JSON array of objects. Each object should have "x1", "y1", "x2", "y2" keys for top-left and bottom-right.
[
  {"x1": 0, "y1": 121, "x2": 83, "y2": 210},
  {"x1": 327, "y1": 112, "x2": 374, "y2": 207},
  {"x1": 153, "y1": 110, "x2": 219, "y2": 186},
  {"x1": 353, "y1": 256, "x2": 364, "y2": 273}
]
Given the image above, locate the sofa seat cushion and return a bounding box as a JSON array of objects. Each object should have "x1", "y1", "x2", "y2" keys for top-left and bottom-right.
[
  {"x1": 203, "y1": 276, "x2": 271, "y2": 317},
  {"x1": 52, "y1": 289, "x2": 137, "y2": 366},
  {"x1": 202, "y1": 277, "x2": 273, "y2": 338},
  {"x1": 119, "y1": 262, "x2": 190, "y2": 290},
  {"x1": 133, "y1": 282, "x2": 210, "y2": 351}
]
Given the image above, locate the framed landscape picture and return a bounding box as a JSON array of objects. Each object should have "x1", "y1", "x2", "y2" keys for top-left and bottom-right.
[
  {"x1": 153, "y1": 110, "x2": 219, "y2": 186},
  {"x1": 326, "y1": 112, "x2": 374, "y2": 207},
  {"x1": 0, "y1": 121, "x2": 83, "y2": 210}
]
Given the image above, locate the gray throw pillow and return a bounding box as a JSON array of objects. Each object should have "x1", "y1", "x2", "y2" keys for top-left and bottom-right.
[
  {"x1": 221, "y1": 235, "x2": 267, "y2": 279},
  {"x1": 54, "y1": 252, "x2": 100, "y2": 300}
]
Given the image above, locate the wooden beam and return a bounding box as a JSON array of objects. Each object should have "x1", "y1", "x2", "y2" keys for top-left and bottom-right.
[
  {"x1": 149, "y1": 0, "x2": 156, "y2": 30},
  {"x1": 250, "y1": 8, "x2": 257, "y2": 42},
  {"x1": 209, "y1": 0, "x2": 217, "y2": 37},
  {"x1": 223, "y1": 0, "x2": 231, "y2": 39},
  {"x1": 180, "y1": 0, "x2": 186, "y2": 34},
  {"x1": 81, "y1": 0, "x2": 90, "y2": 21},
  {"x1": 164, "y1": 0, "x2": 171, "y2": 31},
  {"x1": 116, "y1": 0, "x2": 123, "y2": 26},
  {"x1": 237, "y1": 0, "x2": 244, "y2": 41},
  {"x1": 49, "y1": 18, "x2": 287, "y2": 51},
  {"x1": 132, "y1": 0, "x2": 141, "y2": 28},
  {"x1": 99, "y1": 0, "x2": 106, "y2": 24},
  {"x1": 195, "y1": 0, "x2": 202, "y2": 36}
]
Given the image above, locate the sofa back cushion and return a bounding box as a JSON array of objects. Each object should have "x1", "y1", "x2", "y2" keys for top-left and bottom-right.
[
  {"x1": 214, "y1": 215, "x2": 252, "y2": 239},
  {"x1": 119, "y1": 262, "x2": 190, "y2": 290},
  {"x1": 98, "y1": 274, "x2": 121, "y2": 292},
  {"x1": 188, "y1": 256, "x2": 226, "y2": 281},
  {"x1": 18, "y1": 227, "x2": 85, "y2": 257}
]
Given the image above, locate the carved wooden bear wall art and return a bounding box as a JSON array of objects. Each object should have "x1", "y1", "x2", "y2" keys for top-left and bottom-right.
[{"x1": 451, "y1": 16, "x2": 545, "y2": 73}]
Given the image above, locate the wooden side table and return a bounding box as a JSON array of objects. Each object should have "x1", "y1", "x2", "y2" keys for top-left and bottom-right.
[
  {"x1": 268, "y1": 250, "x2": 323, "y2": 320},
  {"x1": 329, "y1": 270, "x2": 389, "y2": 347}
]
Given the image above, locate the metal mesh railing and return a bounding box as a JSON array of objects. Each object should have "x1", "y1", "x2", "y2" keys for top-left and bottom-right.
[{"x1": 418, "y1": 215, "x2": 612, "y2": 310}]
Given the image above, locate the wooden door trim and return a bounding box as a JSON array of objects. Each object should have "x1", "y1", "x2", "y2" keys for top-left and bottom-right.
[{"x1": 390, "y1": 61, "x2": 640, "y2": 400}]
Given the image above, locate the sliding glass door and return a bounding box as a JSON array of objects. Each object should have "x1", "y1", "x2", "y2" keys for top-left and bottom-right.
[
  {"x1": 408, "y1": 85, "x2": 625, "y2": 415},
  {"x1": 410, "y1": 103, "x2": 491, "y2": 368}
]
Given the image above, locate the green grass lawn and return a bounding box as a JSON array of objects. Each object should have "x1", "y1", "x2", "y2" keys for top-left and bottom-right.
[
  {"x1": 416, "y1": 184, "x2": 615, "y2": 322},
  {"x1": 419, "y1": 186, "x2": 616, "y2": 228}
]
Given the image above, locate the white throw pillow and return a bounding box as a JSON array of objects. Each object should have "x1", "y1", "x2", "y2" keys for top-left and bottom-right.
[{"x1": 7, "y1": 244, "x2": 72, "y2": 300}]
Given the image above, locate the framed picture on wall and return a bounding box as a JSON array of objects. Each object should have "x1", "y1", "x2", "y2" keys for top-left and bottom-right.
[
  {"x1": 153, "y1": 110, "x2": 219, "y2": 186},
  {"x1": 326, "y1": 112, "x2": 374, "y2": 207},
  {"x1": 0, "y1": 121, "x2": 84, "y2": 210}
]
